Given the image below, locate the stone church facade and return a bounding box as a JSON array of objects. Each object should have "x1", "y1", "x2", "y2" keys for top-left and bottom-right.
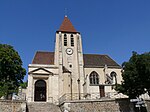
[{"x1": 27, "y1": 16, "x2": 123, "y2": 104}]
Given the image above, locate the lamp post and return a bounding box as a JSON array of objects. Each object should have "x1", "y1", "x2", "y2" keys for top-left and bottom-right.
[
  {"x1": 70, "y1": 72, "x2": 73, "y2": 100},
  {"x1": 77, "y1": 79, "x2": 81, "y2": 100}
]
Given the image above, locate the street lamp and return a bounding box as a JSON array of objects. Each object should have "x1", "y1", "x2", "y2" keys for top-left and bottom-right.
[
  {"x1": 77, "y1": 79, "x2": 81, "y2": 100},
  {"x1": 70, "y1": 75, "x2": 73, "y2": 100}
]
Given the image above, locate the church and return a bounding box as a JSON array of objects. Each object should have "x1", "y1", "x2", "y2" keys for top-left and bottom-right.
[{"x1": 27, "y1": 16, "x2": 123, "y2": 104}]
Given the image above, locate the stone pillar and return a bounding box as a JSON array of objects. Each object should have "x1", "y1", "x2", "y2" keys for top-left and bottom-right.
[
  {"x1": 48, "y1": 75, "x2": 52, "y2": 102},
  {"x1": 27, "y1": 74, "x2": 33, "y2": 102}
]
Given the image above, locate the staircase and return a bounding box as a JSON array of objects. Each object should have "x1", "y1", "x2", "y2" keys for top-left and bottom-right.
[{"x1": 27, "y1": 102, "x2": 61, "y2": 112}]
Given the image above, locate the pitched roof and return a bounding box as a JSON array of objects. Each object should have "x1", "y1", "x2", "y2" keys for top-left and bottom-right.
[
  {"x1": 32, "y1": 51, "x2": 120, "y2": 68},
  {"x1": 83, "y1": 54, "x2": 121, "y2": 68},
  {"x1": 32, "y1": 51, "x2": 54, "y2": 65},
  {"x1": 58, "y1": 16, "x2": 77, "y2": 33}
]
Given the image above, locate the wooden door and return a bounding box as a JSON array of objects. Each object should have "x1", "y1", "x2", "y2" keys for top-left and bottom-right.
[
  {"x1": 34, "y1": 80, "x2": 46, "y2": 101},
  {"x1": 99, "y1": 85, "x2": 105, "y2": 97}
]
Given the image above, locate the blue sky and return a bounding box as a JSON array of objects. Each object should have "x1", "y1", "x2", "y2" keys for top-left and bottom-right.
[{"x1": 1, "y1": 0, "x2": 150, "y2": 81}]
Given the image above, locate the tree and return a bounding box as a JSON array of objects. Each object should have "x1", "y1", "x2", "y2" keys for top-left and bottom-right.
[
  {"x1": 116, "y1": 52, "x2": 150, "y2": 98},
  {"x1": 0, "y1": 44, "x2": 26, "y2": 98},
  {"x1": 20, "y1": 81, "x2": 28, "y2": 89}
]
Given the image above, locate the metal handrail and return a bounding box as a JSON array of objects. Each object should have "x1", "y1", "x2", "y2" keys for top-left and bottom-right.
[
  {"x1": 58, "y1": 92, "x2": 129, "y2": 104},
  {"x1": 58, "y1": 92, "x2": 107, "y2": 104}
]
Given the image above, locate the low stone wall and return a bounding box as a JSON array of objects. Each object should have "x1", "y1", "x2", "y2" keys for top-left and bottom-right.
[
  {"x1": 0, "y1": 100, "x2": 26, "y2": 112},
  {"x1": 60, "y1": 98, "x2": 135, "y2": 112}
]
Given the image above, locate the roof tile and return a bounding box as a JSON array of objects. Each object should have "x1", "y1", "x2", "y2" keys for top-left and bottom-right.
[
  {"x1": 32, "y1": 52, "x2": 121, "y2": 68},
  {"x1": 58, "y1": 16, "x2": 77, "y2": 33},
  {"x1": 83, "y1": 54, "x2": 121, "y2": 68},
  {"x1": 32, "y1": 51, "x2": 54, "y2": 65}
]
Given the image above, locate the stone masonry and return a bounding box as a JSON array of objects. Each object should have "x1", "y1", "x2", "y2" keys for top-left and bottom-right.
[
  {"x1": 1, "y1": 99, "x2": 150, "y2": 112},
  {"x1": 0, "y1": 100, "x2": 26, "y2": 112},
  {"x1": 60, "y1": 98, "x2": 135, "y2": 112}
]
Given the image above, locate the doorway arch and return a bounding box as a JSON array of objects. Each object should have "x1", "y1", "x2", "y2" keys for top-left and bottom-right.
[{"x1": 34, "y1": 80, "x2": 46, "y2": 101}]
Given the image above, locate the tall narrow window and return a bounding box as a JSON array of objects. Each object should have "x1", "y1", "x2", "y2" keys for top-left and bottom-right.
[
  {"x1": 110, "y1": 72, "x2": 117, "y2": 84},
  {"x1": 71, "y1": 34, "x2": 74, "y2": 46},
  {"x1": 64, "y1": 34, "x2": 67, "y2": 46},
  {"x1": 89, "y1": 71, "x2": 99, "y2": 85}
]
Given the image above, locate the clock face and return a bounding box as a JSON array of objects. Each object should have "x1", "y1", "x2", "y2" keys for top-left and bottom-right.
[{"x1": 66, "y1": 48, "x2": 73, "y2": 55}]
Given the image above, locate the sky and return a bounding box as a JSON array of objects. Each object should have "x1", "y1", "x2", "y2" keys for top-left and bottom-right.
[{"x1": 1, "y1": 0, "x2": 150, "y2": 81}]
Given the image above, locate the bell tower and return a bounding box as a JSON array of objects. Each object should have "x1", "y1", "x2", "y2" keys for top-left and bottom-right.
[{"x1": 54, "y1": 16, "x2": 84, "y2": 97}]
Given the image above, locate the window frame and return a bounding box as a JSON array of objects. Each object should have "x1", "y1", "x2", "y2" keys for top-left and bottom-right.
[
  {"x1": 71, "y1": 34, "x2": 74, "y2": 47},
  {"x1": 110, "y1": 71, "x2": 117, "y2": 84},
  {"x1": 89, "y1": 71, "x2": 99, "y2": 85},
  {"x1": 64, "y1": 34, "x2": 67, "y2": 46}
]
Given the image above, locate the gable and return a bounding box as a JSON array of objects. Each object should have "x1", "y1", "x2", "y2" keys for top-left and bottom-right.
[{"x1": 28, "y1": 67, "x2": 53, "y2": 75}]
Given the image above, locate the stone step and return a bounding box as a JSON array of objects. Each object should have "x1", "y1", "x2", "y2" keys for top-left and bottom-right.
[{"x1": 27, "y1": 102, "x2": 61, "y2": 112}]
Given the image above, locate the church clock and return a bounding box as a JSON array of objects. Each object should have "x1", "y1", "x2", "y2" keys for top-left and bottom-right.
[{"x1": 66, "y1": 48, "x2": 73, "y2": 55}]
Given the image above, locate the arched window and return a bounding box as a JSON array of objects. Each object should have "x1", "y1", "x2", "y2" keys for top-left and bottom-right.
[
  {"x1": 64, "y1": 34, "x2": 67, "y2": 46},
  {"x1": 71, "y1": 34, "x2": 74, "y2": 46},
  {"x1": 89, "y1": 71, "x2": 99, "y2": 85},
  {"x1": 110, "y1": 72, "x2": 117, "y2": 84}
]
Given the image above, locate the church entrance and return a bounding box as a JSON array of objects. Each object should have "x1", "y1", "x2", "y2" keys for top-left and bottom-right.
[
  {"x1": 99, "y1": 85, "x2": 105, "y2": 97},
  {"x1": 34, "y1": 80, "x2": 46, "y2": 101}
]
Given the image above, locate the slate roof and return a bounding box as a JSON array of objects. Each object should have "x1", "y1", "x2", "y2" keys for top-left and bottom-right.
[
  {"x1": 83, "y1": 54, "x2": 121, "y2": 68},
  {"x1": 32, "y1": 51, "x2": 54, "y2": 65},
  {"x1": 32, "y1": 51, "x2": 121, "y2": 68},
  {"x1": 58, "y1": 16, "x2": 77, "y2": 33}
]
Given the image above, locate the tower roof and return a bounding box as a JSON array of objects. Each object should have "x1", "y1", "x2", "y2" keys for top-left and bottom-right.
[{"x1": 58, "y1": 16, "x2": 77, "y2": 33}]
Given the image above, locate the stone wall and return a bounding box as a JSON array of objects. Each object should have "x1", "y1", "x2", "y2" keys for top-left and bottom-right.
[
  {"x1": 145, "y1": 100, "x2": 150, "y2": 112},
  {"x1": 0, "y1": 100, "x2": 26, "y2": 112},
  {"x1": 60, "y1": 98, "x2": 135, "y2": 112}
]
